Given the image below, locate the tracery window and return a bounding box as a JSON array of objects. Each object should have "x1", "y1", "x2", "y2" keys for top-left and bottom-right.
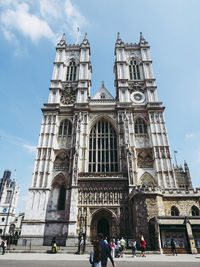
[
  {"x1": 134, "y1": 118, "x2": 148, "y2": 134},
  {"x1": 89, "y1": 120, "x2": 118, "y2": 172},
  {"x1": 5, "y1": 190, "x2": 12, "y2": 203},
  {"x1": 191, "y1": 206, "x2": 199, "y2": 216},
  {"x1": 129, "y1": 60, "x2": 141, "y2": 80},
  {"x1": 58, "y1": 119, "x2": 72, "y2": 138},
  {"x1": 66, "y1": 61, "x2": 77, "y2": 82},
  {"x1": 58, "y1": 185, "x2": 66, "y2": 210},
  {"x1": 171, "y1": 206, "x2": 179, "y2": 216}
]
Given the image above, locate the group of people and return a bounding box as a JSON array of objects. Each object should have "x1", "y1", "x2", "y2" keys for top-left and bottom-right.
[
  {"x1": 89, "y1": 233, "x2": 116, "y2": 267},
  {"x1": 89, "y1": 234, "x2": 147, "y2": 267}
]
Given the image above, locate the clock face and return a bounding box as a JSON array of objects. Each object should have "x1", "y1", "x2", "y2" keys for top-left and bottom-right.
[
  {"x1": 131, "y1": 91, "x2": 145, "y2": 103},
  {"x1": 61, "y1": 87, "x2": 76, "y2": 105}
]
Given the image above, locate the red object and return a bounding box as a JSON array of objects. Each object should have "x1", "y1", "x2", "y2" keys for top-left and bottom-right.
[{"x1": 141, "y1": 240, "x2": 146, "y2": 247}]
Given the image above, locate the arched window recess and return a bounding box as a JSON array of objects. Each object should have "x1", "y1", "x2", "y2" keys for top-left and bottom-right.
[
  {"x1": 66, "y1": 61, "x2": 77, "y2": 82},
  {"x1": 129, "y1": 59, "x2": 141, "y2": 80},
  {"x1": 58, "y1": 184, "x2": 66, "y2": 210},
  {"x1": 191, "y1": 206, "x2": 199, "y2": 216},
  {"x1": 88, "y1": 119, "x2": 118, "y2": 173},
  {"x1": 58, "y1": 119, "x2": 72, "y2": 138},
  {"x1": 134, "y1": 117, "x2": 148, "y2": 135},
  {"x1": 171, "y1": 206, "x2": 180, "y2": 216}
]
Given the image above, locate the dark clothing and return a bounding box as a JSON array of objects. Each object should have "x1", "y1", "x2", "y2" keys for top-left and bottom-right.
[
  {"x1": 171, "y1": 240, "x2": 177, "y2": 255},
  {"x1": 99, "y1": 240, "x2": 114, "y2": 267}
]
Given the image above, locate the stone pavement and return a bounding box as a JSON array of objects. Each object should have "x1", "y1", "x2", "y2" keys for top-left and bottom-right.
[{"x1": 0, "y1": 253, "x2": 200, "y2": 262}]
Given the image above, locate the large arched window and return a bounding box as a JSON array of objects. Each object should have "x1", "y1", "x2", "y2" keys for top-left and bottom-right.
[
  {"x1": 171, "y1": 206, "x2": 180, "y2": 216},
  {"x1": 191, "y1": 206, "x2": 199, "y2": 216},
  {"x1": 66, "y1": 61, "x2": 77, "y2": 82},
  {"x1": 89, "y1": 119, "x2": 118, "y2": 172},
  {"x1": 129, "y1": 60, "x2": 141, "y2": 80},
  {"x1": 58, "y1": 119, "x2": 72, "y2": 138},
  {"x1": 58, "y1": 185, "x2": 66, "y2": 210},
  {"x1": 134, "y1": 118, "x2": 148, "y2": 134}
]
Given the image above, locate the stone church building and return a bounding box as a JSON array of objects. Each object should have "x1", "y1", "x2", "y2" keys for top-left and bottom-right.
[{"x1": 20, "y1": 33, "x2": 200, "y2": 253}]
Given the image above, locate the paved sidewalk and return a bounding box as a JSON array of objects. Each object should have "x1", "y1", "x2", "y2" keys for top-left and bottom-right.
[{"x1": 0, "y1": 253, "x2": 200, "y2": 262}]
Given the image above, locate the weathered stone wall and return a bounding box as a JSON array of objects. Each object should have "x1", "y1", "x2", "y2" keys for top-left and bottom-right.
[{"x1": 163, "y1": 197, "x2": 200, "y2": 216}]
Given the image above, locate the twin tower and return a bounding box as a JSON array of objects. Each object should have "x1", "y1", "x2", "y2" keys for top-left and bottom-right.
[{"x1": 19, "y1": 33, "x2": 196, "y2": 252}]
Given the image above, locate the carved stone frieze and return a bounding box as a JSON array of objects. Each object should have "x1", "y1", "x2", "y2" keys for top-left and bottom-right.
[
  {"x1": 54, "y1": 151, "x2": 70, "y2": 171},
  {"x1": 128, "y1": 81, "x2": 145, "y2": 94},
  {"x1": 136, "y1": 148, "x2": 154, "y2": 168},
  {"x1": 78, "y1": 180, "x2": 128, "y2": 205}
]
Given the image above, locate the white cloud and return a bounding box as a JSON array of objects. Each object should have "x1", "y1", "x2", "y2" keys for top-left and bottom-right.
[
  {"x1": 0, "y1": 130, "x2": 36, "y2": 155},
  {"x1": 185, "y1": 133, "x2": 196, "y2": 139},
  {"x1": 0, "y1": 0, "x2": 88, "y2": 47},
  {"x1": 1, "y1": 2, "x2": 55, "y2": 43},
  {"x1": 22, "y1": 144, "x2": 37, "y2": 155}
]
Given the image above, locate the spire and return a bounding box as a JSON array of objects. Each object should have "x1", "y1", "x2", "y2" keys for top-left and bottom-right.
[
  {"x1": 57, "y1": 33, "x2": 66, "y2": 47},
  {"x1": 115, "y1": 32, "x2": 124, "y2": 46},
  {"x1": 81, "y1": 32, "x2": 90, "y2": 46},
  {"x1": 101, "y1": 81, "x2": 105, "y2": 88},
  {"x1": 139, "y1": 32, "x2": 148, "y2": 45},
  {"x1": 184, "y1": 160, "x2": 189, "y2": 170}
]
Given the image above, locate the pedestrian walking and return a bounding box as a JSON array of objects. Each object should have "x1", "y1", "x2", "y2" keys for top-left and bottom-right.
[
  {"x1": 110, "y1": 239, "x2": 115, "y2": 259},
  {"x1": 171, "y1": 238, "x2": 177, "y2": 256},
  {"x1": 120, "y1": 237, "x2": 126, "y2": 257},
  {"x1": 132, "y1": 240, "x2": 137, "y2": 257},
  {"x1": 89, "y1": 240, "x2": 102, "y2": 267},
  {"x1": 140, "y1": 236, "x2": 146, "y2": 257},
  {"x1": 1, "y1": 239, "x2": 7, "y2": 255},
  {"x1": 98, "y1": 233, "x2": 116, "y2": 267}
]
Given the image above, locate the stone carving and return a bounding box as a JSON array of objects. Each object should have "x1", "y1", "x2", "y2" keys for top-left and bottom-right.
[
  {"x1": 54, "y1": 151, "x2": 69, "y2": 171},
  {"x1": 78, "y1": 180, "x2": 128, "y2": 205},
  {"x1": 61, "y1": 86, "x2": 77, "y2": 105},
  {"x1": 136, "y1": 148, "x2": 153, "y2": 168},
  {"x1": 128, "y1": 81, "x2": 145, "y2": 93}
]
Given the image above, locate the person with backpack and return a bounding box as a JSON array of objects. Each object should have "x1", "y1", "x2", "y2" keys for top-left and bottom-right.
[
  {"x1": 98, "y1": 233, "x2": 116, "y2": 267},
  {"x1": 89, "y1": 240, "x2": 102, "y2": 267}
]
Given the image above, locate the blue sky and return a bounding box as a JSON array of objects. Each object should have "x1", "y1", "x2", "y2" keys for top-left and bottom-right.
[{"x1": 0, "y1": 0, "x2": 200, "y2": 213}]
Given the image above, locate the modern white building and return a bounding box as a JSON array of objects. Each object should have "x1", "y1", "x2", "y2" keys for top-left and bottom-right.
[{"x1": 20, "y1": 33, "x2": 200, "y2": 253}]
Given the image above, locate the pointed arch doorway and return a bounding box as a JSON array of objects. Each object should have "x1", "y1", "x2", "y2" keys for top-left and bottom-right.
[{"x1": 90, "y1": 209, "x2": 118, "y2": 241}]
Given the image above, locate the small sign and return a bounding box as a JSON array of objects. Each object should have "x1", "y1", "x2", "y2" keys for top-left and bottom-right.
[{"x1": 3, "y1": 208, "x2": 7, "y2": 213}]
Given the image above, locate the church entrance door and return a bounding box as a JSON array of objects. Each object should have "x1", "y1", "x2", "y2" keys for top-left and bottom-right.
[
  {"x1": 97, "y1": 217, "x2": 109, "y2": 238},
  {"x1": 90, "y1": 209, "x2": 117, "y2": 241}
]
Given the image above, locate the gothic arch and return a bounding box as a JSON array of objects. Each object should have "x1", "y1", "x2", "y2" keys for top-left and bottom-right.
[
  {"x1": 140, "y1": 172, "x2": 156, "y2": 186},
  {"x1": 191, "y1": 205, "x2": 199, "y2": 216},
  {"x1": 58, "y1": 117, "x2": 73, "y2": 124},
  {"x1": 51, "y1": 173, "x2": 67, "y2": 188},
  {"x1": 171, "y1": 205, "x2": 180, "y2": 216},
  {"x1": 65, "y1": 57, "x2": 79, "y2": 65},
  {"x1": 134, "y1": 115, "x2": 149, "y2": 126},
  {"x1": 88, "y1": 115, "x2": 118, "y2": 134},
  {"x1": 90, "y1": 208, "x2": 118, "y2": 240},
  {"x1": 127, "y1": 55, "x2": 142, "y2": 65}
]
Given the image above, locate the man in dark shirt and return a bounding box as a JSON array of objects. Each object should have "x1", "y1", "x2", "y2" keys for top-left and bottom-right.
[{"x1": 98, "y1": 233, "x2": 116, "y2": 267}]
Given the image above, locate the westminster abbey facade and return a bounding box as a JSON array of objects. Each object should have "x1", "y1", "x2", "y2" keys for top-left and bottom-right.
[{"x1": 20, "y1": 33, "x2": 200, "y2": 254}]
